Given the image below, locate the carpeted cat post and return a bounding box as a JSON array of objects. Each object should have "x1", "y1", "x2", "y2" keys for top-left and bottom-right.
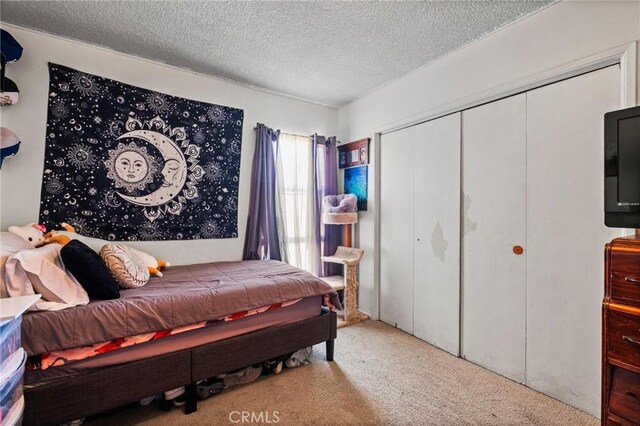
[{"x1": 321, "y1": 194, "x2": 368, "y2": 327}]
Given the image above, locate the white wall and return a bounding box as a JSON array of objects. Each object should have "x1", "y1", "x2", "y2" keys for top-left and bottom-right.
[
  {"x1": 338, "y1": 0, "x2": 640, "y2": 317},
  {"x1": 0, "y1": 24, "x2": 337, "y2": 265}
]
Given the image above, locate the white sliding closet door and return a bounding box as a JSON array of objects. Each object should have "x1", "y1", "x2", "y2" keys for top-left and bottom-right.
[
  {"x1": 380, "y1": 125, "x2": 415, "y2": 334},
  {"x1": 461, "y1": 94, "x2": 527, "y2": 382},
  {"x1": 526, "y1": 65, "x2": 620, "y2": 415},
  {"x1": 413, "y1": 113, "x2": 461, "y2": 355}
]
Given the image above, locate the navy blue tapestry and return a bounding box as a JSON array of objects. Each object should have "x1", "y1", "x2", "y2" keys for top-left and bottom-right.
[{"x1": 38, "y1": 63, "x2": 244, "y2": 241}]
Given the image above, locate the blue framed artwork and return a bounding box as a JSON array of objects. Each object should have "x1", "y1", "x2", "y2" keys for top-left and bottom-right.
[{"x1": 344, "y1": 165, "x2": 368, "y2": 211}]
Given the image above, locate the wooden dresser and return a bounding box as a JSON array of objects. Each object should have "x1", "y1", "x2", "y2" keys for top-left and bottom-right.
[{"x1": 603, "y1": 235, "x2": 640, "y2": 425}]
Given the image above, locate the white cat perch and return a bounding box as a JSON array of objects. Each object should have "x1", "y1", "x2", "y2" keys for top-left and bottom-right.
[{"x1": 321, "y1": 194, "x2": 369, "y2": 327}]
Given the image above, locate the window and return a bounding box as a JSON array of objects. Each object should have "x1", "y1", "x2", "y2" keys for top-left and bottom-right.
[{"x1": 275, "y1": 133, "x2": 318, "y2": 273}]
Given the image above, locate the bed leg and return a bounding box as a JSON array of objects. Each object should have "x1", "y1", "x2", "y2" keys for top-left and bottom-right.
[
  {"x1": 326, "y1": 339, "x2": 335, "y2": 362},
  {"x1": 184, "y1": 383, "x2": 198, "y2": 414}
]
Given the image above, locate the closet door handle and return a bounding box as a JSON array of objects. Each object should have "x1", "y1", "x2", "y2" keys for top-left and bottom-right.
[
  {"x1": 624, "y1": 277, "x2": 640, "y2": 284},
  {"x1": 622, "y1": 335, "x2": 640, "y2": 346}
]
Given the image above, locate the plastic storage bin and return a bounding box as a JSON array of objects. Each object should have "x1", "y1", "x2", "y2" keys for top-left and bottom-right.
[
  {"x1": 2, "y1": 395, "x2": 24, "y2": 426},
  {"x1": 0, "y1": 317, "x2": 21, "y2": 373},
  {"x1": 0, "y1": 350, "x2": 25, "y2": 424}
]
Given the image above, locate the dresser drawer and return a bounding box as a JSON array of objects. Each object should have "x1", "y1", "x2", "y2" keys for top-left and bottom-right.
[
  {"x1": 610, "y1": 271, "x2": 640, "y2": 306},
  {"x1": 605, "y1": 416, "x2": 631, "y2": 426},
  {"x1": 611, "y1": 248, "x2": 640, "y2": 273},
  {"x1": 609, "y1": 309, "x2": 640, "y2": 366},
  {"x1": 609, "y1": 366, "x2": 640, "y2": 425}
]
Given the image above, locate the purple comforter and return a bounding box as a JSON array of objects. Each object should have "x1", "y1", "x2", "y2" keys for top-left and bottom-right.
[{"x1": 22, "y1": 260, "x2": 339, "y2": 355}]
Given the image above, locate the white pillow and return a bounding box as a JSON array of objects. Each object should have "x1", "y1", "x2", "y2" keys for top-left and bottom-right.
[
  {"x1": 51, "y1": 231, "x2": 105, "y2": 253},
  {"x1": 4, "y1": 244, "x2": 89, "y2": 311},
  {"x1": 1, "y1": 231, "x2": 34, "y2": 253},
  {"x1": 1, "y1": 232, "x2": 35, "y2": 297}
]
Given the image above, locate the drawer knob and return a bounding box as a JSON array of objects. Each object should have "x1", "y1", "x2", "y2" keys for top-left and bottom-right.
[
  {"x1": 625, "y1": 390, "x2": 638, "y2": 399},
  {"x1": 513, "y1": 245, "x2": 524, "y2": 255},
  {"x1": 623, "y1": 335, "x2": 640, "y2": 346},
  {"x1": 624, "y1": 276, "x2": 640, "y2": 284}
]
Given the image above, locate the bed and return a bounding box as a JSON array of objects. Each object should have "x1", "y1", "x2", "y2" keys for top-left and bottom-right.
[{"x1": 19, "y1": 260, "x2": 338, "y2": 426}]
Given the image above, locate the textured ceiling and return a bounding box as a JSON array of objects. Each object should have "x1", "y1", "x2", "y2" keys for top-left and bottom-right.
[{"x1": 1, "y1": 1, "x2": 553, "y2": 107}]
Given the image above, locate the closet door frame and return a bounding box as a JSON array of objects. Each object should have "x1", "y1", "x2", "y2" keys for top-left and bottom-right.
[{"x1": 372, "y1": 42, "x2": 636, "y2": 322}]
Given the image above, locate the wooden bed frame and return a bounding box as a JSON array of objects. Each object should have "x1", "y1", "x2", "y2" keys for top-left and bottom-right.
[{"x1": 23, "y1": 309, "x2": 337, "y2": 426}]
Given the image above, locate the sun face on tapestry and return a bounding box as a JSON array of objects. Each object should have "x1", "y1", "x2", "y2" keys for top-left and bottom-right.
[{"x1": 39, "y1": 63, "x2": 244, "y2": 241}]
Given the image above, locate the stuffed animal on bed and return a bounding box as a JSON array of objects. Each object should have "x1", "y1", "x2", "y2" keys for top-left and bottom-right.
[
  {"x1": 42, "y1": 222, "x2": 170, "y2": 277},
  {"x1": 8, "y1": 223, "x2": 46, "y2": 247},
  {"x1": 130, "y1": 248, "x2": 170, "y2": 277},
  {"x1": 41, "y1": 222, "x2": 76, "y2": 246}
]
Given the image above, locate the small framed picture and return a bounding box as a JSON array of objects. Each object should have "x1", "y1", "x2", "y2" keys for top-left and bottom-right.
[
  {"x1": 338, "y1": 138, "x2": 370, "y2": 169},
  {"x1": 360, "y1": 147, "x2": 367, "y2": 164}
]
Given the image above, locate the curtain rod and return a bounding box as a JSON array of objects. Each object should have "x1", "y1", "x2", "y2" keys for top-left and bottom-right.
[
  {"x1": 252, "y1": 127, "x2": 311, "y2": 139},
  {"x1": 280, "y1": 131, "x2": 313, "y2": 138}
]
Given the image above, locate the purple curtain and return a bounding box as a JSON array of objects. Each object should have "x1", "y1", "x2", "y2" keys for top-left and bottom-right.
[
  {"x1": 313, "y1": 135, "x2": 341, "y2": 277},
  {"x1": 243, "y1": 124, "x2": 281, "y2": 261}
]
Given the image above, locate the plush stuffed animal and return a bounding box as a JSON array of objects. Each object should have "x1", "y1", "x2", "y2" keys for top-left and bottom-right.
[
  {"x1": 8, "y1": 223, "x2": 46, "y2": 247},
  {"x1": 43, "y1": 222, "x2": 170, "y2": 277},
  {"x1": 41, "y1": 222, "x2": 76, "y2": 246},
  {"x1": 131, "y1": 249, "x2": 170, "y2": 277}
]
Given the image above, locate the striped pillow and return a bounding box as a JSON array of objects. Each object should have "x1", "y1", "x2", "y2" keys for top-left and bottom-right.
[{"x1": 100, "y1": 243, "x2": 150, "y2": 289}]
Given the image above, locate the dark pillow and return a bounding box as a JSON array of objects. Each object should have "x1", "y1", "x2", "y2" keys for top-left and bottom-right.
[{"x1": 61, "y1": 240, "x2": 120, "y2": 300}]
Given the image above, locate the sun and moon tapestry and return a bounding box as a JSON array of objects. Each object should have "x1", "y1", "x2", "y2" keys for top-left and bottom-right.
[{"x1": 39, "y1": 63, "x2": 244, "y2": 241}]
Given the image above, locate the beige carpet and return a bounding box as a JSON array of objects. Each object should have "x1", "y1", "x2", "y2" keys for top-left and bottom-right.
[{"x1": 89, "y1": 320, "x2": 597, "y2": 425}]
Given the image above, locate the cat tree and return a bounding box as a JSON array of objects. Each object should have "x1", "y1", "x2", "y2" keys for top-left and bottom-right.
[{"x1": 321, "y1": 195, "x2": 368, "y2": 327}]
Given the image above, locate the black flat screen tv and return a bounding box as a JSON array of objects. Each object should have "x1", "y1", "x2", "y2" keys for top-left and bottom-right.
[{"x1": 605, "y1": 105, "x2": 640, "y2": 228}]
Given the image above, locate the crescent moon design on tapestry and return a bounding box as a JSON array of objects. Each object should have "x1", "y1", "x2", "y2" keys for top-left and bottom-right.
[{"x1": 116, "y1": 130, "x2": 187, "y2": 207}]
